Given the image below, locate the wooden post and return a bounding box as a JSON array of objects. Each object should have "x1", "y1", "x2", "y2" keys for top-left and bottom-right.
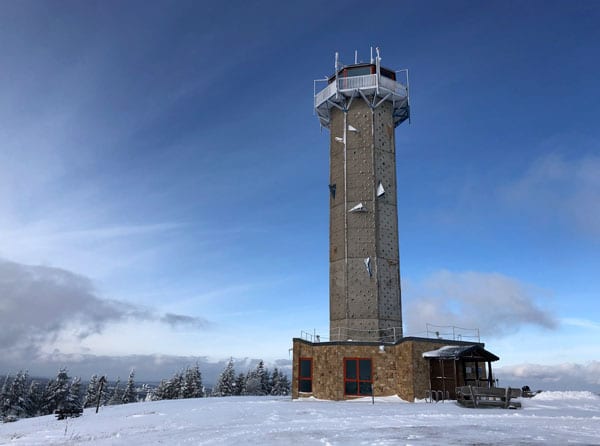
[
  {"x1": 95, "y1": 376, "x2": 106, "y2": 414},
  {"x1": 371, "y1": 383, "x2": 374, "y2": 405},
  {"x1": 469, "y1": 385, "x2": 478, "y2": 408},
  {"x1": 453, "y1": 359, "x2": 458, "y2": 399},
  {"x1": 441, "y1": 359, "x2": 446, "y2": 401}
]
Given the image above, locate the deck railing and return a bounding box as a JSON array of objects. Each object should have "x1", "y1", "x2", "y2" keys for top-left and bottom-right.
[{"x1": 314, "y1": 74, "x2": 407, "y2": 108}]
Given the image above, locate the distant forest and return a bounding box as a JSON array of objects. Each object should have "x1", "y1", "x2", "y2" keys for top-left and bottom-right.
[{"x1": 1, "y1": 359, "x2": 290, "y2": 422}]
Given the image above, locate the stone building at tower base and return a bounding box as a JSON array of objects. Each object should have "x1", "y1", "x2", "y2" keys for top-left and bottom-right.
[{"x1": 292, "y1": 337, "x2": 498, "y2": 401}]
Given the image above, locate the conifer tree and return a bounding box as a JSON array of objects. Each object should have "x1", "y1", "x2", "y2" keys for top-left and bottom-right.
[
  {"x1": 0, "y1": 374, "x2": 11, "y2": 416},
  {"x1": 182, "y1": 365, "x2": 203, "y2": 398},
  {"x1": 64, "y1": 377, "x2": 83, "y2": 413},
  {"x1": 244, "y1": 363, "x2": 263, "y2": 396},
  {"x1": 108, "y1": 378, "x2": 121, "y2": 405},
  {"x1": 270, "y1": 368, "x2": 280, "y2": 395},
  {"x1": 245, "y1": 360, "x2": 268, "y2": 396},
  {"x1": 42, "y1": 368, "x2": 70, "y2": 414},
  {"x1": 122, "y1": 369, "x2": 136, "y2": 404},
  {"x1": 270, "y1": 368, "x2": 291, "y2": 396},
  {"x1": 25, "y1": 380, "x2": 42, "y2": 417},
  {"x1": 234, "y1": 372, "x2": 246, "y2": 396},
  {"x1": 84, "y1": 375, "x2": 99, "y2": 408},
  {"x1": 7, "y1": 370, "x2": 29, "y2": 418},
  {"x1": 215, "y1": 358, "x2": 236, "y2": 396}
]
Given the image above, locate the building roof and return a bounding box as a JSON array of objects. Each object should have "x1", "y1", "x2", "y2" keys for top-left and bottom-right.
[{"x1": 422, "y1": 345, "x2": 500, "y2": 362}]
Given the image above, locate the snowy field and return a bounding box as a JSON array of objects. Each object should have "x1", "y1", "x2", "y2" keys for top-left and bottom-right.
[{"x1": 1, "y1": 392, "x2": 600, "y2": 445}]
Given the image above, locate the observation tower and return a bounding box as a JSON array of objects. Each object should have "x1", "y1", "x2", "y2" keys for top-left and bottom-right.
[{"x1": 314, "y1": 48, "x2": 410, "y2": 342}]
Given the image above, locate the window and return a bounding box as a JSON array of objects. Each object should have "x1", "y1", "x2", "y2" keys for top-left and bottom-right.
[
  {"x1": 298, "y1": 358, "x2": 312, "y2": 393},
  {"x1": 344, "y1": 358, "x2": 373, "y2": 396},
  {"x1": 342, "y1": 66, "x2": 374, "y2": 78}
]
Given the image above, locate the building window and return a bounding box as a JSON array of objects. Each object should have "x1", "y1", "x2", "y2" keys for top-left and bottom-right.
[
  {"x1": 298, "y1": 358, "x2": 312, "y2": 393},
  {"x1": 344, "y1": 358, "x2": 373, "y2": 396}
]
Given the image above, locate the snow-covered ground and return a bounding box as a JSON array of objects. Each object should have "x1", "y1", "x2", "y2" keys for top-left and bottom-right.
[{"x1": 2, "y1": 392, "x2": 599, "y2": 445}]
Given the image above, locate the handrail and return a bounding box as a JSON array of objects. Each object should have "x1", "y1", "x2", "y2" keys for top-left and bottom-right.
[{"x1": 314, "y1": 74, "x2": 407, "y2": 108}]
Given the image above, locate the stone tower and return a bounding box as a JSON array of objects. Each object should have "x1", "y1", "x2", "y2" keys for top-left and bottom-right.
[{"x1": 314, "y1": 49, "x2": 410, "y2": 342}]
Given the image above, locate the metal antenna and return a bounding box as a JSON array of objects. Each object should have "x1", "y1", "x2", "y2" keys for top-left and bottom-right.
[{"x1": 354, "y1": 50, "x2": 358, "y2": 64}]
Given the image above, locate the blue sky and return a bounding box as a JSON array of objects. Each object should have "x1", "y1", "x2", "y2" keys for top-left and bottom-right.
[{"x1": 1, "y1": 1, "x2": 599, "y2": 387}]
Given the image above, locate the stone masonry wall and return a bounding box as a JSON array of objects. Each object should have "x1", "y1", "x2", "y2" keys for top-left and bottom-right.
[{"x1": 292, "y1": 338, "x2": 456, "y2": 401}]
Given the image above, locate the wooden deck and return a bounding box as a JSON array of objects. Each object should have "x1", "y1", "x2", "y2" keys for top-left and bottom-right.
[{"x1": 456, "y1": 386, "x2": 522, "y2": 409}]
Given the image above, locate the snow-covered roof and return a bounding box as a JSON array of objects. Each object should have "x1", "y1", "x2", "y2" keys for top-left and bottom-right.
[{"x1": 422, "y1": 345, "x2": 499, "y2": 361}]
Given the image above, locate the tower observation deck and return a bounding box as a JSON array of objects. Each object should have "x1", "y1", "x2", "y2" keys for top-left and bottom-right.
[{"x1": 315, "y1": 49, "x2": 409, "y2": 342}]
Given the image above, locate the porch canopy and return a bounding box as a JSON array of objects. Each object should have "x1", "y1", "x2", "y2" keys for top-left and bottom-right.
[
  {"x1": 423, "y1": 345, "x2": 500, "y2": 398},
  {"x1": 423, "y1": 345, "x2": 499, "y2": 362}
]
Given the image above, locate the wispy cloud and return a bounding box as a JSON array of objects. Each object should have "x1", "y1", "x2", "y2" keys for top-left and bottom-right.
[
  {"x1": 161, "y1": 313, "x2": 209, "y2": 329},
  {"x1": 403, "y1": 270, "x2": 557, "y2": 337},
  {"x1": 561, "y1": 317, "x2": 600, "y2": 331},
  {"x1": 500, "y1": 153, "x2": 600, "y2": 238}
]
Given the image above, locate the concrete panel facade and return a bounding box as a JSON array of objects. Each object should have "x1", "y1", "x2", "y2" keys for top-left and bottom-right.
[{"x1": 328, "y1": 99, "x2": 402, "y2": 341}]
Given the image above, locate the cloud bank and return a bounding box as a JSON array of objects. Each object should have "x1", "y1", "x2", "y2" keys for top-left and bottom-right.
[
  {"x1": 495, "y1": 361, "x2": 600, "y2": 392},
  {"x1": 403, "y1": 270, "x2": 557, "y2": 338},
  {"x1": 0, "y1": 259, "x2": 208, "y2": 362}
]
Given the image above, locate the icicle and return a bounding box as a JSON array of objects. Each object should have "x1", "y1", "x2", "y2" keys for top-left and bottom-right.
[
  {"x1": 376, "y1": 181, "x2": 385, "y2": 197},
  {"x1": 364, "y1": 257, "x2": 372, "y2": 277},
  {"x1": 348, "y1": 203, "x2": 366, "y2": 213}
]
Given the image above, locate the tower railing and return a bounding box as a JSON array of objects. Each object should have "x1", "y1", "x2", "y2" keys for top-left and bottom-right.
[
  {"x1": 314, "y1": 74, "x2": 408, "y2": 109},
  {"x1": 301, "y1": 325, "x2": 481, "y2": 344},
  {"x1": 425, "y1": 324, "x2": 481, "y2": 343}
]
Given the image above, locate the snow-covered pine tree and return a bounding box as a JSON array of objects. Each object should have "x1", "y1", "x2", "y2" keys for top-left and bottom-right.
[
  {"x1": 122, "y1": 369, "x2": 136, "y2": 404},
  {"x1": 249, "y1": 360, "x2": 268, "y2": 396},
  {"x1": 42, "y1": 368, "x2": 71, "y2": 414},
  {"x1": 153, "y1": 371, "x2": 181, "y2": 401},
  {"x1": 171, "y1": 371, "x2": 183, "y2": 399},
  {"x1": 270, "y1": 368, "x2": 280, "y2": 395},
  {"x1": 270, "y1": 368, "x2": 290, "y2": 396},
  {"x1": 182, "y1": 365, "x2": 203, "y2": 399},
  {"x1": 279, "y1": 373, "x2": 290, "y2": 395},
  {"x1": 0, "y1": 373, "x2": 12, "y2": 417},
  {"x1": 25, "y1": 380, "x2": 43, "y2": 418},
  {"x1": 0, "y1": 374, "x2": 12, "y2": 417},
  {"x1": 214, "y1": 358, "x2": 236, "y2": 397},
  {"x1": 108, "y1": 378, "x2": 121, "y2": 405},
  {"x1": 83, "y1": 375, "x2": 99, "y2": 408},
  {"x1": 261, "y1": 365, "x2": 272, "y2": 396},
  {"x1": 152, "y1": 380, "x2": 167, "y2": 401},
  {"x1": 234, "y1": 372, "x2": 246, "y2": 396},
  {"x1": 64, "y1": 377, "x2": 83, "y2": 413},
  {"x1": 7, "y1": 370, "x2": 29, "y2": 418},
  {"x1": 243, "y1": 361, "x2": 266, "y2": 396}
]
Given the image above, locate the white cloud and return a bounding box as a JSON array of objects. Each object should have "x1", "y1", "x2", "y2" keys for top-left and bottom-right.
[
  {"x1": 403, "y1": 270, "x2": 557, "y2": 338},
  {"x1": 500, "y1": 153, "x2": 600, "y2": 237}
]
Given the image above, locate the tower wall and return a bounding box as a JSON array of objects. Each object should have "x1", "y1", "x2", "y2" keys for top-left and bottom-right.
[{"x1": 329, "y1": 100, "x2": 402, "y2": 341}]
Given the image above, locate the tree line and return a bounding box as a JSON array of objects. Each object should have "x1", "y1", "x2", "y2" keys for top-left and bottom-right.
[
  {"x1": 212, "y1": 359, "x2": 290, "y2": 397},
  {"x1": 1, "y1": 360, "x2": 290, "y2": 422}
]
